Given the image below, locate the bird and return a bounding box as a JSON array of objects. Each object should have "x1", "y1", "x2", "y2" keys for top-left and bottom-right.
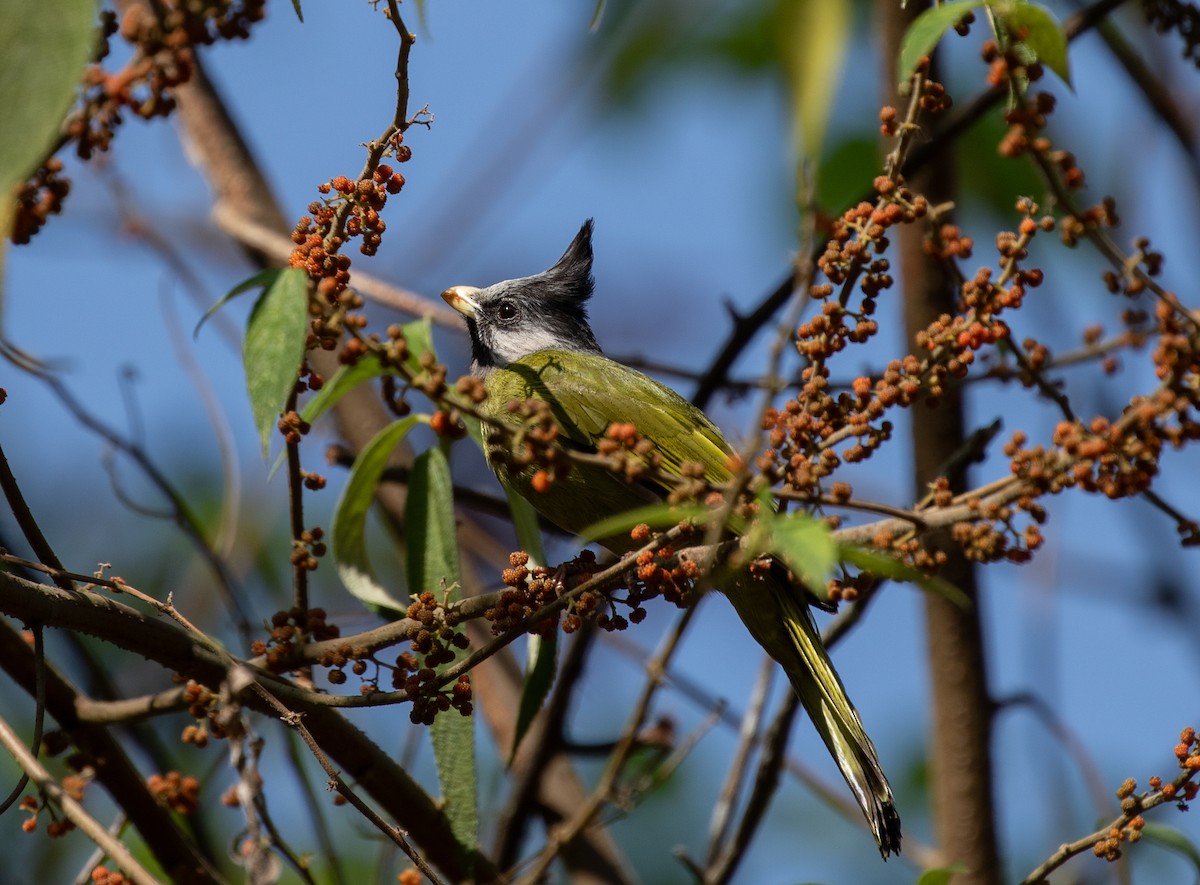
[{"x1": 440, "y1": 219, "x2": 901, "y2": 858}]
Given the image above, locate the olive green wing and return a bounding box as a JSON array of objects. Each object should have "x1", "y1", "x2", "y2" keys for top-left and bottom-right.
[{"x1": 485, "y1": 349, "x2": 734, "y2": 488}]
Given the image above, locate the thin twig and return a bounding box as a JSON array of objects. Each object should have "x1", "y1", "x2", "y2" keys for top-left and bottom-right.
[
  {"x1": 0, "y1": 713, "x2": 165, "y2": 885},
  {"x1": 248, "y1": 682, "x2": 448, "y2": 885},
  {"x1": 0, "y1": 624, "x2": 43, "y2": 815},
  {"x1": 704, "y1": 656, "x2": 774, "y2": 865},
  {"x1": 512, "y1": 606, "x2": 699, "y2": 885},
  {"x1": 285, "y1": 384, "x2": 309, "y2": 615},
  {"x1": 0, "y1": 359, "x2": 253, "y2": 636},
  {"x1": 1019, "y1": 757, "x2": 1200, "y2": 884},
  {"x1": 279, "y1": 724, "x2": 350, "y2": 885},
  {"x1": 210, "y1": 203, "x2": 460, "y2": 327},
  {"x1": 703, "y1": 694, "x2": 800, "y2": 885},
  {"x1": 71, "y1": 813, "x2": 129, "y2": 885}
]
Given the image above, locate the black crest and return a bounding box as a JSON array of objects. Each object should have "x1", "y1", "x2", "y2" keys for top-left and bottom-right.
[{"x1": 539, "y1": 219, "x2": 595, "y2": 305}]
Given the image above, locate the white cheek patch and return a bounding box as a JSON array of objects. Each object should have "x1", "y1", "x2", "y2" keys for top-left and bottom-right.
[{"x1": 492, "y1": 326, "x2": 565, "y2": 364}]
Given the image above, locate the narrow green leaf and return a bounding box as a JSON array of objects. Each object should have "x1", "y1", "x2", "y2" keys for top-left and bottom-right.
[
  {"x1": 301, "y1": 352, "x2": 387, "y2": 427},
  {"x1": 816, "y1": 135, "x2": 882, "y2": 216},
  {"x1": 761, "y1": 512, "x2": 837, "y2": 591},
  {"x1": 1141, "y1": 821, "x2": 1200, "y2": 876},
  {"x1": 402, "y1": 315, "x2": 436, "y2": 373},
  {"x1": 405, "y1": 445, "x2": 459, "y2": 597},
  {"x1": 265, "y1": 317, "x2": 435, "y2": 480},
  {"x1": 915, "y1": 864, "x2": 969, "y2": 885},
  {"x1": 407, "y1": 445, "x2": 477, "y2": 862},
  {"x1": 304, "y1": 317, "x2": 434, "y2": 425},
  {"x1": 838, "y1": 543, "x2": 971, "y2": 608},
  {"x1": 510, "y1": 631, "x2": 557, "y2": 763},
  {"x1": 195, "y1": 268, "x2": 280, "y2": 339},
  {"x1": 0, "y1": 0, "x2": 95, "y2": 202},
  {"x1": 460, "y1": 414, "x2": 558, "y2": 761},
  {"x1": 778, "y1": 0, "x2": 850, "y2": 161},
  {"x1": 331, "y1": 416, "x2": 422, "y2": 615},
  {"x1": 580, "y1": 501, "x2": 711, "y2": 546},
  {"x1": 243, "y1": 268, "x2": 309, "y2": 458},
  {"x1": 507, "y1": 489, "x2": 547, "y2": 564},
  {"x1": 290, "y1": 0, "x2": 303, "y2": 23},
  {"x1": 896, "y1": 1, "x2": 982, "y2": 86},
  {"x1": 505, "y1": 488, "x2": 557, "y2": 762},
  {"x1": 1003, "y1": 3, "x2": 1071, "y2": 86}
]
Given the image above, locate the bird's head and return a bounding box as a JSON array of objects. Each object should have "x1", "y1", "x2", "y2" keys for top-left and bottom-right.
[{"x1": 441, "y1": 220, "x2": 603, "y2": 374}]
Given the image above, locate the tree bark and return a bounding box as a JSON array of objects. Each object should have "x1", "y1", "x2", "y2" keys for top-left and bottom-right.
[{"x1": 877, "y1": 3, "x2": 1002, "y2": 881}]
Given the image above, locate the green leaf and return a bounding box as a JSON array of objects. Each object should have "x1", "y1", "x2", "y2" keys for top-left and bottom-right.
[
  {"x1": 460, "y1": 417, "x2": 558, "y2": 762},
  {"x1": 264, "y1": 316, "x2": 435, "y2": 480},
  {"x1": 510, "y1": 630, "x2": 557, "y2": 764},
  {"x1": 0, "y1": 0, "x2": 95, "y2": 208},
  {"x1": 507, "y1": 490, "x2": 547, "y2": 564},
  {"x1": 954, "y1": 110, "x2": 1041, "y2": 216},
  {"x1": 896, "y1": 1, "x2": 982, "y2": 87},
  {"x1": 838, "y1": 543, "x2": 971, "y2": 609},
  {"x1": 915, "y1": 864, "x2": 969, "y2": 885},
  {"x1": 195, "y1": 269, "x2": 280, "y2": 339},
  {"x1": 402, "y1": 315, "x2": 436, "y2": 373},
  {"x1": 406, "y1": 445, "x2": 477, "y2": 863},
  {"x1": 778, "y1": 0, "x2": 850, "y2": 161},
  {"x1": 331, "y1": 416, "x2": 422, "y2": 615},
  {"x1": 1141, "y1": 821, "x2": 1200, "y2": 877},
  {"x1": 243, "y1": 268, "x2": 309, "y2": 458},
  {"x1": 504, "y1": 488, "x2": 557, "y2": 762},
  {"x1": 580, "y1": 501, "x2": 711, "y2": 547},
  {"x1": 817, "y1": 134, "x2": 883, "y2": 215},
  {"x1": 1002, "y1": 2, "x2": 1071, "y2": 86},
  {"x1": 301, "y1": 352, "x2": 388, "y2": 427},
  {"x1": 405, "y1": 445, "x2": 459, "y2": 598},
  {"x1": 290, "y1": 0, "x2": 303, "y2": 23},
  {"x1": 761, "y1": 512, "x2": 837, "y2": 591}
]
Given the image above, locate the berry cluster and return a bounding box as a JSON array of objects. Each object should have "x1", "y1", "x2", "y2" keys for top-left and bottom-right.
[
  {"x1": 486, "y1": 547, "x2": 666, "y2": 636},
  {"x1": 487, "y1": 551, "x2": 565, "y2": 637},
  {"x1": 822, "y1": 570, "x2": 877, "y2": 605},
  {"x1": 322, "y1": 642, "x2": 387, "y2": 695},
  {"x1": 276, "y1": 410, "x2": 312, "y2": 446},
  {"x1": 1094, "y1": 727, "x2": 1200, "y2": 862},
  {"x1": 18, "y1": 778, "x2": 86, "y2": 837},
  {"x1": 395, "y1": 592, "x2": 472, "y2": 724},
  {"x1": 628, "y1": 524, "x2": 701, "y2": 609},
  {"x1": 146, "y1": 770, "x2": 201, "y2": 815},
  {"x1": 251, "y1": 607, "x2": 342, "y2": 672},
  {"x1": 90, "y1": 868, "x2": 129, "y2": 885},
  {"x1": 597, "y1": 422, "x2": 664, "y2": 484},
  {"x1": 180, "y1": 679, "x2": 220, "y2": 748},
  {"x1": 10, "y1": 158, "x2": 71, "y2": 244},
  {"x1": 290, "y1": 526, "x2": 327, "y2": 572},
  {"x1": 487, "y1": 398, "x2": 570, "y2": 494},
  {"x1": 288, "y1": 157, "x2": 410, "y2": 346},
  {"x1": 13, "y1": 2, "x2": 268, "y2": 243}
]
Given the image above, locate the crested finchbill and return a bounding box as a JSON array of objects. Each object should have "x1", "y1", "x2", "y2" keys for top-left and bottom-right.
[{"x1": 440, "y1": 220, "x2": 902, "y2": 858}]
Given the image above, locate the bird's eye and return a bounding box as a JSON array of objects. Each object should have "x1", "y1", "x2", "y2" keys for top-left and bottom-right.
[{"x1": 495, "y1": 300, "x2": 519, "y2": 322}]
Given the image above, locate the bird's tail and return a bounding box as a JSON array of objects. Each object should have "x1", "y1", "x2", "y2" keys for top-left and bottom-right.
[{"x1": 724, "y1": 571, "x2": 902, "y2": 858}]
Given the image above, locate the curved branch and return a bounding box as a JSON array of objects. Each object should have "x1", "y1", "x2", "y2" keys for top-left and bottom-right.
[
  {"x1": 0, "y1": 712, "x2": 164, "y2": 885},
  {"x1": 0, "y1": 570, "x2": 494, "y2": 882}
]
